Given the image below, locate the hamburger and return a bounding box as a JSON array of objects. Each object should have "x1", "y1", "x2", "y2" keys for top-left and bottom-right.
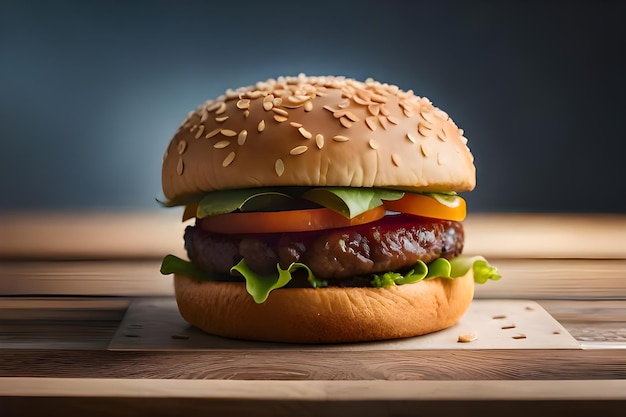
[{"x1": 159, "y1": 74, "x2": 499, "y2": 343}]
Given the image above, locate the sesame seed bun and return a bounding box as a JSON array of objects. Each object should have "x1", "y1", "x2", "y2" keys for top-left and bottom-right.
[
  {"x1": 173, "y1": 268, "x2": 475, "y2": 343},
  {"x1": 162, "y1": 74, "x2": 475, "y2": 200}
]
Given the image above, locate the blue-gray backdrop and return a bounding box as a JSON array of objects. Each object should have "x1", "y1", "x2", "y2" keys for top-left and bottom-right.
[{"x1": 1, "y1": 0, "x2": 625, "y2": 213}]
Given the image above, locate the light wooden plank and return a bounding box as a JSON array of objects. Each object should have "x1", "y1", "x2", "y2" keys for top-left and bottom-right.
[
  {"x1": 1, "y1": 378, "x2": 625, "y2": 401},
  {"x1": 2, "y1": 259, "x2": 624, "y2": 297},
  {"x1": 2, "y1": 212, "x2": 626, "y2": 260}
]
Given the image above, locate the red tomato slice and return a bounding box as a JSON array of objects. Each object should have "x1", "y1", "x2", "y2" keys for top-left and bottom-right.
[
  {"x1": 198, "y1": 205, "x2": 386, "y2": 234},
  {"x1": 383, "y1": 193, "x2": 467, "y2": 221}
]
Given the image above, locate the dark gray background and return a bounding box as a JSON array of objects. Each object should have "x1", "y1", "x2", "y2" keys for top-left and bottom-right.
[{"x1": 1, "y1": 0, "x2": 625, "y2": 213}]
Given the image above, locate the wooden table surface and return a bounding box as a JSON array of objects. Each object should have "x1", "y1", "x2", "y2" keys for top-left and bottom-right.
[{"x1": 1, "y1": 212, "x2": 625, "y2": 416}]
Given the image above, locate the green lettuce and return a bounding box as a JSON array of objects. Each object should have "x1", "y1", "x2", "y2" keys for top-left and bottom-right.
[
  {"x1": 160, "y1": 254, "x2": 500, "y2": 303},
  {"x1": 301, "y1": 187, "x2": 403, "y2": 218},
  {"x1": 371, "y1": 256, "x2": 500, "y2": 288}
]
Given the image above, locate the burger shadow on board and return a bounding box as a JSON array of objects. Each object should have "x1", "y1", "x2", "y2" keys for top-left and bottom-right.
[{"x1": 158, "y1": 74, "x2": 500, "y2": 344}]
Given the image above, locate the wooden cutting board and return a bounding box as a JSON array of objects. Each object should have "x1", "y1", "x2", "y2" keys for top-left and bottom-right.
[{"x1": 108, "y1": 298, "x2": 580, "y2": 350}]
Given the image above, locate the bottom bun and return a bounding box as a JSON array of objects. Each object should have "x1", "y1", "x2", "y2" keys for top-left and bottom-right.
[{"x1": 173, "y1": 270, "x2": 475, "y2": 344}]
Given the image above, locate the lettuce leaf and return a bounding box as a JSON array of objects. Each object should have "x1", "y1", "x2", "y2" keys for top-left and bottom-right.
[
  {"x1": 160, "y1": 254, "x2": 500, "y2": 303},
  {"x1": 302, "y1": 187, "x2": 404, "y2": 218},
  {"x1": 371, "y1": 256, "x2": 500, "y2": 288}
]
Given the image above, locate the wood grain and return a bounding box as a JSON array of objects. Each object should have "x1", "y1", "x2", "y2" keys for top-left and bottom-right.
[
  {"x1": 1, "y1": 379, "x2": 624, "y2": 417},
  {"x1": 1, "y1": 349, "x2": 625, "y2": 380}
]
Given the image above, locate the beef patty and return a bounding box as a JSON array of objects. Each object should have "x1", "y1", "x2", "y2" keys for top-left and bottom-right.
[{"x1": 184, "y1": 214, "x2": 464, "y2": 284}]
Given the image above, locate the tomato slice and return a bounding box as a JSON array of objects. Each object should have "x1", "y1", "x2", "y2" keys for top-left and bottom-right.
[
  {"x1": 198, "y1": 205, "x2": 386, "y2": 234},
  {"x1": 383, "y1": 193, "x2": 467, "y2": 221}
]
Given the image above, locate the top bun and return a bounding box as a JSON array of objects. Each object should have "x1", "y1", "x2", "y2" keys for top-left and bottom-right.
[{"x1": 162, "y1": 74, "x2": 475, "y2": 200}]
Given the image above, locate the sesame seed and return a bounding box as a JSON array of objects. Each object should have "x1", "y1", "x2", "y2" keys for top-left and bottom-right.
[
  {"x1": 437, "y1": 130, "x2": 447, "y2": 142},
  {"x1": 340, "y1": 116, "x2": 352, "y2": 128},
  {"x1": 177, "y1": 140, "x2": 187, "y2": 154},
  {"x1": 378, "y1": 115, "x2": 388, "y2": 130},
  {"x1": 406, "y1": 133, "x2": 417, "y2": 143},
  {"x1": 272, "y1": 107, "x2": 288, "y2": 116},
  {"x1": 274, "y1": 115, "x2": 288, "y2": 122},
  {"x1": 290, "y1": 145, "x2": 309, "y2": 155},
  {"x1": 275, "y1": 159, "x2": 285, "y2": 176},
  {"x1": 337, "y1": 99, "x2": 350, "y2": 109},
  {"x1": 370, "y1": 93, "x2": 387, "y2": 103},
  {"x1": 344, "y1": 111, "x2": 360, "y2": 122},
  {"x1": 333, "y1": 135, "x2": 350, "y2": 142},
  {"x1": 460, "y1": 135, "x2": 468, "y2": 144},
  {"x1": 206, "y1": 101, "x2": 221, "y2": 112},
  {"x1": 222, "y1": 151, "x2": 236, "y2": 167},
  {"x1": 369, "y1": 139, "x2": 379, "y2": 150},
  {"x1": 365, "y1": 116, "x2": 377, "y2": 131},
  {"x1": 205, "y1": 128, "x2": 221, "y2": 139},
  {"x1": 323, "y1": 105, "x2": 336, "y2": 113},
  {"x1": 258, "y1": 120, "x2": 266, "y2": 132},
  {"x1": 237, "y1": 129, "x2": 247, "y2": 146},
  {"x1": 263, "y1": 101, "x2": 273, "y2": 111},
  {"x1": 420, "y1": 142, "x2": 430, "y2": 157},
  {"x1": 220, "y1": 129, "x2": 237, "y2": 137},
  {"x1": 194, "y1": 125, "x2": 205, "y2": 139},
  {"x1": 215, "y1": 116, "x2": 229, "y2": 123},
  {"x1": 236, "y1": 99, "x2": 250, "y2": 109},
  {"x1": 315, "y1": 134, "x2": 324, "y2": 149},
  {"x1": 379, "y1": 105, "x2": 390, "y2": 116},
  {"x1": 243, "y1": 110, "x2": 250, "y2": 118},
  {"x1": 215, "y1": 102, "x2": 227, "y2": 115},
  {"x1": 420, "y1": 109, "x2": 436, "y2": 124},
  {"x1": 298, "y1": 127, "x2": 312, "y2": 139},
  {"x1": 273, "y1": 97, "x2": 283, "y2": 106},
  {"x1": 214, "y1": 140, "x2": 231, "y2": 149},
  {"x1": 290, "y1": 122, "x2": 303, "y2": 128},
  {"x1": 368, "y1": 104, "x2": 380, "y2": 116},
  {"x1": 387, "y1": 116, "x2": 399, "y2": 125},
  {"x1": 176, "y1": 158, "x2": 184, "y2": 175},
  {"x1": 304, "y1": 101, "x2": 313, "y2": 111},
  {"x1": 287, "y1": 95, "x2": 309, "y2": 104},
  {"x1": 353, "y1": 94, "x2": 369, "y2": 105},
  {"x1": 417, "y1": 123, "x2": 431, "y2": 137},
  {"x1": 391, "y1": 153, "x2": 401, "y2": 166}
]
